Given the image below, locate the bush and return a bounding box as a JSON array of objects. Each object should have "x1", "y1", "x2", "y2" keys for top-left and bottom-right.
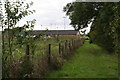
[
  {"x1": 32, "y1": 54, "x2": 49, "y2": 77},
  {"x1": 51, "y1": 54, "x2": 64, "y2": 70},
  {"x1": 20, "y1": 56, "x2": 33, "y2": 78}
]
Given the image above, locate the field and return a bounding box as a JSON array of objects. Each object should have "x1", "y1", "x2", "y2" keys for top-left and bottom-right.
[
  {"x1": 2, "y1": 35, "x2": 83, "y2": 78},
  {"x1": 1, "y1": 1, "x2": 119, "y2": 79},
  {"x1": 46, "y1": 40, "x2": 118, "y2": 78},
  {"x1": 2, "y1": 35, "x2": 118, "y2": 78},
  {"x1": 3, "y1": 36, "x2": 80, "y2": 58}
]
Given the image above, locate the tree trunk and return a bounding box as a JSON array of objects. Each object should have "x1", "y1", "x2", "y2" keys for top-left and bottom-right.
[
  {"x1": 7, "y1": 18, "x2": 12, "y2": 55},
  {"x1": 2, "y1": 26, "x2": 5, "y2": 54}
]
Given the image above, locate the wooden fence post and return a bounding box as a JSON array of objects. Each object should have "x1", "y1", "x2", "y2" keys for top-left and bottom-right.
[
  {"x1": 80, "y1": 39, "x2": 82, "y2": 46},
  {"x1": 74, "y1": 40, "x2": 76, "y2": 49},
  {"x1": 65, "y1": 40, "x2": 67, "y2": 51},
  {"x1": 26, "y1": 44, "x2": 30, "y2": 55},
  {"x1": 69, "y1": 41, "x2": 71, "y2": 52},
  {"x1": 79, "y1": 40, "x2": 80, "y2": 46},
  {"x1": 71, "y1": 40, "x2": 73, "y2": 51},
  {"x1": 77, "y1": 40, "x2": 79, "y2": 48},
  {"x1": 48, "y1": 44, "x2": 51, "y2": 64},
  {"x1": 65, "y1": 40, "x2": 68, "y2": 54},
  {"x1": 61, "y1": 45, "x2": 64, "y2": 57},
  {"x1": 72, "y1": 40, "x2": 74, "y2": 49},
  {"x1": 59, "y1": 43, "x2": 61, "y2": 56}
]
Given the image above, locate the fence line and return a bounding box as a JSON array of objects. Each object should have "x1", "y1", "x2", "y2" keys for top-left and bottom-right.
[
  {"x1": 48, "y1": 44, "x2": 51, "y2": 64},
  {"x1": 25, "y1": 38, "x2": 85, "y2": 64},
  {"x1": 19, "y1": 38, "x2": 85, "y2": 78}
]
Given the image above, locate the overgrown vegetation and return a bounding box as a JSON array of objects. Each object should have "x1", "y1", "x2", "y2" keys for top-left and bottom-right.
[
  {"x1": 2, "y1": 35, "x2": 84, "y2": 78},
  {"x1": 89, "y1": 3, "x2": 120, "y2": 54},
  {"x1": 46, "y1": 40, "x2": 118, "y2": 78},
  {"x1": 64, "y1": 2, "x2": 120, "y2": 54},
  {"x1": 1, "y1": 0, "x2": 119, "y2": 78}
]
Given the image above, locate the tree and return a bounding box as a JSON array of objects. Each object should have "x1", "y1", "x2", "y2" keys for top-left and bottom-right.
[
  {"x1": 64, "y1": 2, "x2": 120, "y2": 53},
  {"x1": 89, "y1": 3, "x2": 120, "y2": 53},
  {"x1": 2, "y1": 0, "x2": 36, "y2": 78},
  {"x1": 81, "y1": 29, "x2": 86, "y2": 36},
  {"x1": 63, "y1": 2, "x2": 103, "y2": 30},
  {"x1": 3, "y1": 0, "x2": 35, "y2": 55},
  {"x1": 0, "y1": 2, "x2": 5, "y2": 54},
  {"x1": 108, "y1": 2, "x2": 120, "y2": 54}
]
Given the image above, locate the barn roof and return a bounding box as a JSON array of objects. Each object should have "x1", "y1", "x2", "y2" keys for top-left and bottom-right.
[{"x1": 32, "y1": 30, "x2": 78, "y2": 35}]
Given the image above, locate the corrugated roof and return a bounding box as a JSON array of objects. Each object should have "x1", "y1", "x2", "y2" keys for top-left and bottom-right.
[{"x1": 32, "y1": 30, "x2": 78, "y2": 35}]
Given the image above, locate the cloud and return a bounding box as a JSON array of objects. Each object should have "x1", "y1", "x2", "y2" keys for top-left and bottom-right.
[
  {"x1": 18, "y1": 0, "x2": 73, "y2": 30},
  {"x1": 1, "y1": 0, "x2": 90, "y2": 33}
]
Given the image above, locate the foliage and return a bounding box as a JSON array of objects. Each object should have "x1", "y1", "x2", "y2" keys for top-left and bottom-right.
[
  {"x1": 64, "y1": 2, "x2": 120, "y2": 53},
  {"x1": 20, "y1": 56, "x2": 33, "y2": 78},
  {"x1": 51, "y1": 54, "x2": 64, "y2": 70},
  {"x1": 2, "y1": 36, "x2": 82, "y2": 78},
  {"x1": 2, "y1": 0, "x2": 36, "y2": 78},
  {"x1": 89, "y1": 3, "x2": 120, "y2": 53},
  {"x1": 111, "y1": 2, "x2": 120, "y2": 54},
  {"x1": 4, "y1": 0, "x2": 35, "y2": 28},
  {"x1": 46, "y1": 40, "x2": 118, "y2": 78},
  {"x1": 3, "y1": 0, "x2": 35, "y2": 55},
  {"x1": 63, "y1": 2, "x2": 103, "y2": 30}
]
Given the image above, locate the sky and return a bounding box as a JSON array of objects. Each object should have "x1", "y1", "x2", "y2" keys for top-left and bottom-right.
[
  {"x1": 0, "y1": 0, "x2": 91, "y2": 34},
  {"x1": 17, "y1": 0, "x2": 75, "y2": 30}
]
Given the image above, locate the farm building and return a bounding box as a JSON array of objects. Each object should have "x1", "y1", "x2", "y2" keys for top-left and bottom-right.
[
  {"x1": 3, "y1": 29, "x2": 81, "y2": 37},
  {"x1": 32, "y1": 30, "x2": 80, "y2": 36}
]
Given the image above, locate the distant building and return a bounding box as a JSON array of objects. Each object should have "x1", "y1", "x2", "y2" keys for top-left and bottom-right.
[
  {"x1": 3, "y1": 29, "x2": 81, "y2": 37},
  {"x1": 32, "y1": 30, "x2": 80, "y2": 36}
]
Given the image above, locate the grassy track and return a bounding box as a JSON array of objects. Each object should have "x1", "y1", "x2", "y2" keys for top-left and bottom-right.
[{"x1": 46, "y1": 40, "x2": 118, "y2": 78}]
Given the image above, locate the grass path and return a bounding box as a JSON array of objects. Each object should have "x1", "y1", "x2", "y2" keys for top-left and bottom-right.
[{"x1": 46, "y1": 40, "x2": 118, "y2": 78}]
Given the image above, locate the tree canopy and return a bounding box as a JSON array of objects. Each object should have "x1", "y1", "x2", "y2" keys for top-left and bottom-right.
[
  {"x1": 64, "y1": 2, "x2": 120, "y2": 53},
  {"x1": 63, "y1": 2, "x2": 103, "y2": 30}
]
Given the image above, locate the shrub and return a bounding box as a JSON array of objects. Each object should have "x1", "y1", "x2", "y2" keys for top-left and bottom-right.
[{"x1": 50, "y1": 53, "x2": 64, "y2": 70}]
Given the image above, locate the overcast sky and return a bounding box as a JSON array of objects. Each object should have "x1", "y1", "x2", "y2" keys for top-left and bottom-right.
[
  {"x1": 17, "y1": 0, "x2": 75, "y2": 30},
  {"x1": 0, "y1": 0, "x2": 91, "y2": 33}
]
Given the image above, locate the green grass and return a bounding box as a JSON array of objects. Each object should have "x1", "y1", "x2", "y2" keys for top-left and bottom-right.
[
  {"x1": 46, "y1": 40, "x2": 118, "y2": 78},
  {"x1": 3, "y1": 36, "x2": 80, "y2": 60}
]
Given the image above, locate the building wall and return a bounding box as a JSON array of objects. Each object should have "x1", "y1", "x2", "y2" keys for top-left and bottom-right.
[{"x1": 48, "y1": 34, "x2": 80, "y2": 37}]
